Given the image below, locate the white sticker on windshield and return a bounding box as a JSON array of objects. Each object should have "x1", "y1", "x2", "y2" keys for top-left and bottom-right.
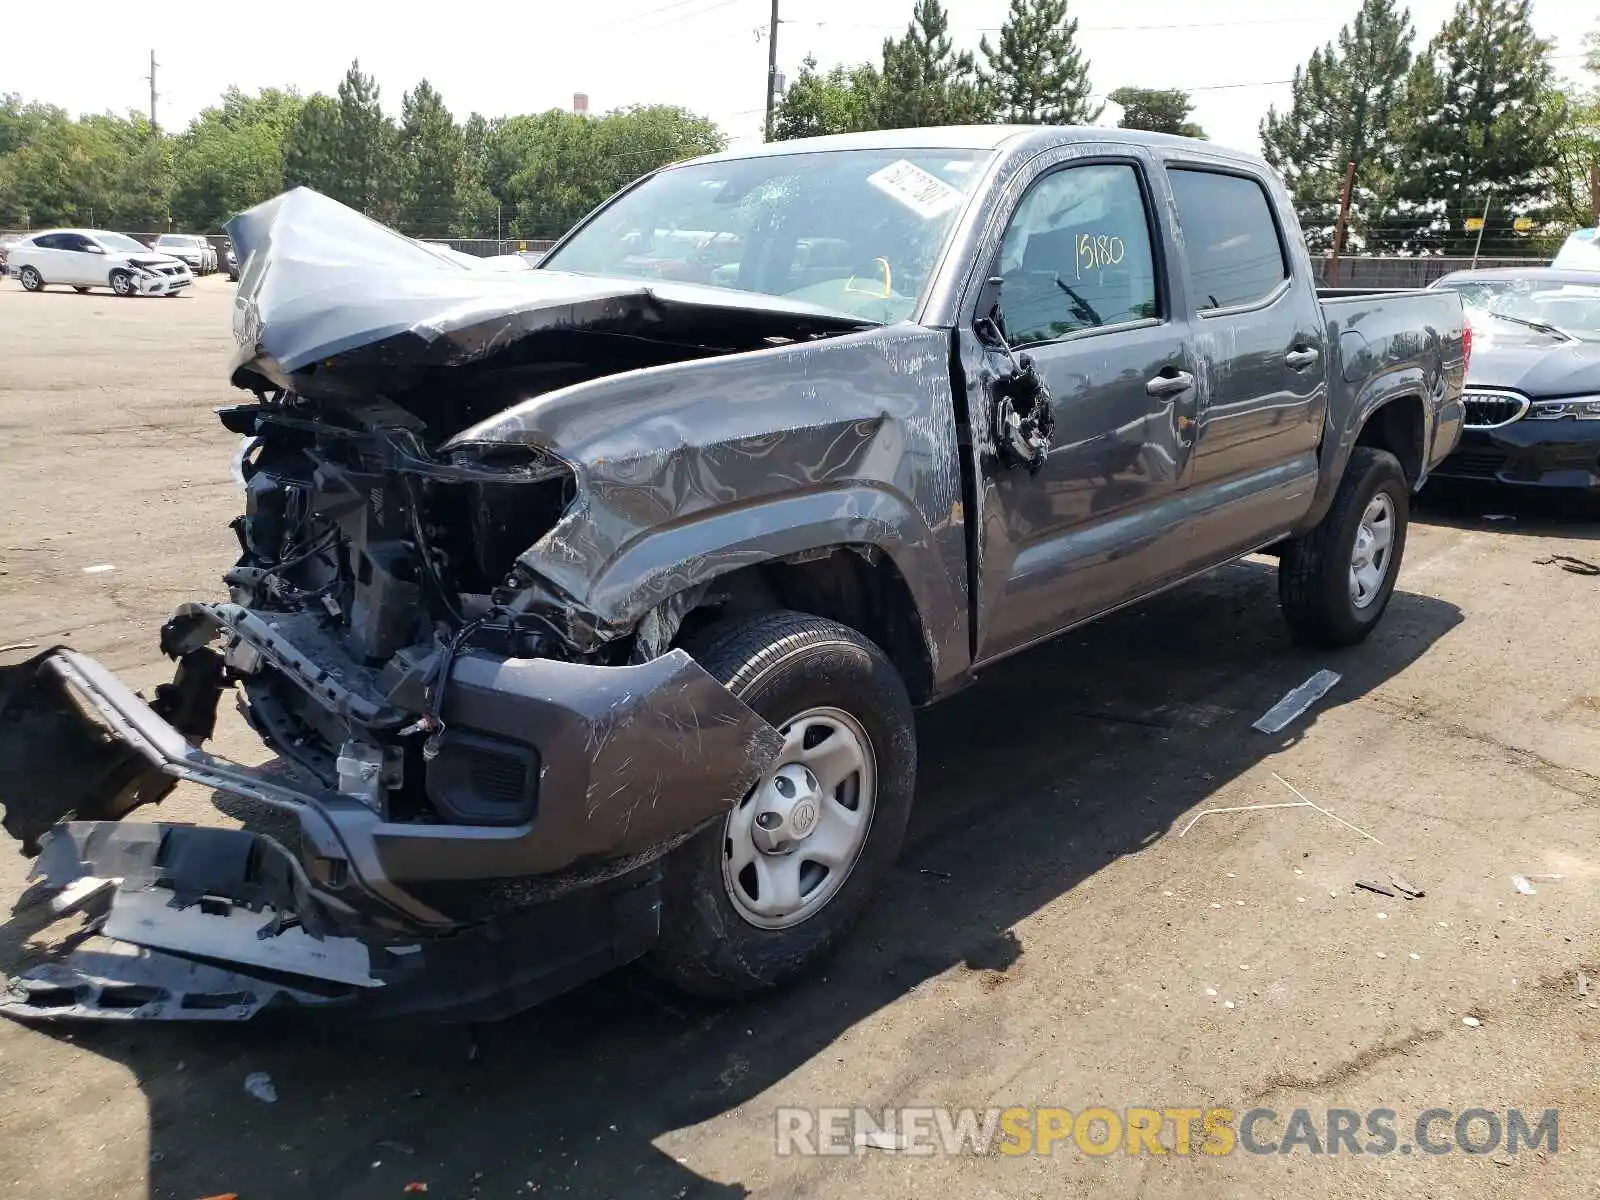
[{"x1": 867, "y1": 159, "x2": 966, "y2": 220}]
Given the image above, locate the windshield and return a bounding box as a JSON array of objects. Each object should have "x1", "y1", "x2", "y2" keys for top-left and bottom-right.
[
  {"x1": 97, "y1": 233, "x2": 148, "y2": 253},
  {"x1": 540, "y1": 148, "x2": 991, "y2": 323},
  {"x1": 157, "y1": 235, "x2": 199, "y2": 247},
  {"x1": 1436, "y1": 277, "x2": 1600, "y2": 342}
]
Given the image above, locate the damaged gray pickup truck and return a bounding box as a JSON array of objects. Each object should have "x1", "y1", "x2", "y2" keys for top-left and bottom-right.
[{"x1": 0, "y1": 126, "x2": 1466, "y2": 1022}]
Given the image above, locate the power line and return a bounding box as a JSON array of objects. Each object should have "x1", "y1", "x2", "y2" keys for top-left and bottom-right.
[
  {"x1": 791, "y1": 16, "x2": 1332, "y2": 34},
  {"x1": 632, "y1": 0, "x2": 744, "y2": 34}
]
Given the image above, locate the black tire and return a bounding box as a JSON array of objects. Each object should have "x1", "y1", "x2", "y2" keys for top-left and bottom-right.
[
  {"x1": 645, "y1": 609, "x2": 917, "y2": 998},
  {"x1": 109, "y1": 269, "x2": 135, "y2": 298},
  {"x1": 17, "y1": 265, "x2": 43, "y2": 292},
  {"x1": 1279, "y1": 446, "x2": 1409, "y2": 647}
]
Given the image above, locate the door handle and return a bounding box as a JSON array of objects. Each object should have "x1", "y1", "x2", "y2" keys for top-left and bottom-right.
[
  {"x1": 1145, "y1": 370, "x2": 1195, "y2": 397},
  {"x1": 1285, "y1": 347, "x2": 1321, "y2": 369}
]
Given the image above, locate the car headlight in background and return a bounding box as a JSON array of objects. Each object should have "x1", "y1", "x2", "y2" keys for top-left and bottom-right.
[{"x1": 1528, "y1": 396, "x2": 1600, "y2": 420}]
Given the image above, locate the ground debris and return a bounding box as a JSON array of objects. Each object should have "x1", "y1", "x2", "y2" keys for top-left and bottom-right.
[
  {"x1": 1462, "y1": 1016, "x2": 1482, "y2": 1028},
  {"x1": 243, "y1": 1071, "x2": 277, "y2": 1103},
  {"x1": 1179, "y1": 773, "x2": 1382, "y2": 845},
  {"x1": 1252, "y1": 669, "x2": 1341, "y2": 733},
  {"x1": 1388, "y1": 873, "x2": 1425, "y2": 898},
  {"x1": 1534, "y1": 554, "x2": 1600, "y2": 576},
  {"x1": 1512, "y1": 875, "x2": 1537, "y2": 895},
  {"x1": 1356, "y1": 880, "x2": 1397, "y2": 897},
  {"x1": 1578, "y1": 971, "x2": 1590, "y2": 998}
]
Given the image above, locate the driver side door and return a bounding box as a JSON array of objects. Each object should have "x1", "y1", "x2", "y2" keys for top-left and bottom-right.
[
  {"x1": 56, "y1": 233, "x2": 103, "y2": 285},
  {"x1": 966, "y1": 149, "x2": 1202, "y2": 664}
]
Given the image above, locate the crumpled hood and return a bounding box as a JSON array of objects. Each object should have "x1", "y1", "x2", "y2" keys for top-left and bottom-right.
[
  {"x1": 128, "y1": 254, "x2": 184, "y2": 270},
  {"x1": 224, "y1": 187, "x2": 868, "y2": 397},
  {"x1": 1467, "y1": 332, "x2": 1600, "y2": 398}
]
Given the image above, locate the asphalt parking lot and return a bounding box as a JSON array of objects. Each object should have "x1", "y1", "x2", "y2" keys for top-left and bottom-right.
[{"x1": 1, "y1": 276, "x2": 1599, "y2": 1200}]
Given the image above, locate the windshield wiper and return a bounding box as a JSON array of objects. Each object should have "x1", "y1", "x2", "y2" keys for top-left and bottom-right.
[
  {"x1": 1486, "y1": 311, "x2": 1575, "y2": 341},
  {"x1": 1053, "y1": 276, "x2": 1103, "y2": 327}
]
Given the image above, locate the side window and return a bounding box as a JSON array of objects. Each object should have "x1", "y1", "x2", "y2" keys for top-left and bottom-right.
[
  {"x1": 1167, "y1": 168, "x2": 1288, "y2": 311},
  {"x1": 60, "y1": 235, "x2": 94, "y2": 253},
  {"x1": 33, "y1": 234, "x2": 67, "y2": 250},
  {"x1": 993, "y1": 162, "x2": 1160, "y2": 347}
]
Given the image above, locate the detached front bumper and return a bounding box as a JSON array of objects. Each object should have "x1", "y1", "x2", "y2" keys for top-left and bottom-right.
[{"x1": 0, "y1": 639, "x2": 782, "y2": 1022}]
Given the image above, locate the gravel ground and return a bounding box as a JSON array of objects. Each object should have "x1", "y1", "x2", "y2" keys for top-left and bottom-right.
[{"x1": 0, "y1": 277, "x2": 1597, "y2": 1199}]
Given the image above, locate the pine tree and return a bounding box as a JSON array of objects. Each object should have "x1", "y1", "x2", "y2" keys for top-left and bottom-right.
[
  {"x1": 1107, "y1": 88, "x2": 1205, "y2": 138},
  {"x1": 397, "y1": 80, "x2": 464, "y2": 237},
  {"x1": 1389, "y1": 0, "x2": 1561, "y2": 253},
  {"x1": 874, "y1": 0, "x2": 987, "y2": 129},
  {"x1": 330, "y1": 60, "x2": 398, "y2": 221},
  {"x1": 281, "y1": 93, "x2": 340, "y2": 196},
  {"x1": 1259, "y1": 0, "x2": 1413, "y2": 251},
  {"x1": 979, "y1": 0, "x2": 1101, "y2": 125}
]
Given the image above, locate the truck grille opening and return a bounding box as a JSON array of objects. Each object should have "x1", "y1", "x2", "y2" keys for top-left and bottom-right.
[{"x1": 1462, "y1": 390, "x2": 1528, "y2": 430}]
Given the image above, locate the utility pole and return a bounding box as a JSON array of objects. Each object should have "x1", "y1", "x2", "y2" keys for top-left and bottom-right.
[
  {"x1": 1325, "y1": 160, "x2": 1357, "y2": 286},
  {"x1": 146, "y1": 50, "x2": 159, "y2": 134},
  {"x1": 763, "y1": 0, "x2": 780, "y2": 142},
  {"x1": 1589, "y1": 163, "x2": 1600, "y2": 227},
  {"x1": 1470, "y1": 194, "x2": 1491, "y2": 268}
]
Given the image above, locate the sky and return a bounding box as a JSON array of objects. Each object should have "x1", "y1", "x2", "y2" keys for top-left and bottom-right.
[{"x1": 4, "y1": 0, "x2": 1594, "y2": 155}]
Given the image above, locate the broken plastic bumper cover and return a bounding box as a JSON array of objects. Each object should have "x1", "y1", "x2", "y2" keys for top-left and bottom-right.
[{"x1": 0, "y1": 646, "x2": 783, "y2": 1021}]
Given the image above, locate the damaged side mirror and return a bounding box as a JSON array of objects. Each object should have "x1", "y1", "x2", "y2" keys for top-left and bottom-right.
[{"x1": 972, "y1": 276, "x2": 1055, "y2": 477}]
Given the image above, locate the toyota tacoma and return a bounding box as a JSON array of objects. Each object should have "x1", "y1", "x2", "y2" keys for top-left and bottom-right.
[{"x1": 0, "y1": 126, "x2": 1466, "y2": 1021}]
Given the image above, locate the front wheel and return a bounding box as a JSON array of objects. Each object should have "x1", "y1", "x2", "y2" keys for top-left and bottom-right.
[
  {"x1": 17, "y1": 265, "x2": 43, "y2": 292},
  {"x1": 109, "y1": 270, "x2": 135, "y2": 297},
  {"x1": 1279, "y1": 446, "x2": 1409, "y2": 647},
  {"x1": 645, "y1": 610, "x2": 917, "y2": 998}
]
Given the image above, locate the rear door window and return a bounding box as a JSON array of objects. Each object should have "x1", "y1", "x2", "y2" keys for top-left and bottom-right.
[{"x1": 1168, "y1": 168, "x2": 1288, "y2": 311}]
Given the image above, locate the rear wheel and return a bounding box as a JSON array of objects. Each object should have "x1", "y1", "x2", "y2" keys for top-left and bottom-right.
[
  {"x1": 17, "y1": 265, "x2": 43, "y2": 292},
  {"x1": 645, "y1": 609, "x2": 916, "y2": 998},
  {"x1": 109, "y1": 270, "x2": 135, "y2": 297},
  {"x1": 1279, "y1": 447, "x2": 1409, "y2": 647}
]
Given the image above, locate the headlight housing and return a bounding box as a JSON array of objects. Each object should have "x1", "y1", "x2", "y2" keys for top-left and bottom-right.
[{"x1": 1528, "y1": 396, "x2": 1600, "y2": 420}]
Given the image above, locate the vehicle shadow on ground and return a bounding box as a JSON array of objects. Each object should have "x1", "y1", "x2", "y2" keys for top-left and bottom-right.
[
  {"x1": 1415, "y1": 479, "x2": 1600, "y2": 544},
  {"x1": 8, "y1": 561, "x2": 1463, "y2": 1200}
]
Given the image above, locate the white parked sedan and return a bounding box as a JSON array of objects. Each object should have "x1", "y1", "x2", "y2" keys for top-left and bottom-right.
[
  {"x1": 153, "y1": 233, "x2": 212, "y2": 274},
  {"x1": 9, "y1": 230, "x2": 193, "y2": 296}
]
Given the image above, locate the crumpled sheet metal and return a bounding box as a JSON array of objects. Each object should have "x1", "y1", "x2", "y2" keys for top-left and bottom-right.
[
  {"x1": 225, "y1": 187, "x2": 864, "y2": 385},
  {"x1": 2, "y1": 941, "x2": 342, "y2": 1023},
  {"x1": 419, "y1": 647, "x2": 786, "y2": 881},
  {"x1": 449, "y1": 324, "x2": 973, "y2": 681}
]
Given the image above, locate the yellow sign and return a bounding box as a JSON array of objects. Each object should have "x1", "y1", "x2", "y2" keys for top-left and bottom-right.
[
  {"x1": 1513, "y1": 216, "x2": 1535, "y2": 233},
  {"x1": 1465, "y1": 217, "x2": 1485, "y2": 231}
]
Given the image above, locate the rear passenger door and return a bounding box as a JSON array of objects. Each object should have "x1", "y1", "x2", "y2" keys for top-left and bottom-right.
[
  {"x1": 25, "y1": 234, "x2": 72, "y2": 282},
  {"x1": 1164, "y1": 164, "x2": 1327, "y2": 563}
]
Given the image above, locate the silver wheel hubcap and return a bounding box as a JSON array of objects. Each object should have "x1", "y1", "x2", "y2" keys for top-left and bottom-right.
[
  {"x1": 1349, "y1": 492, "x2": 1395, "y2": 609},
  {"x1": 112, "y1": 274, "x2": 131, "y2": 295},
  {"x1": 722, "y1": 706, "x2": 876, "y2": 930}
]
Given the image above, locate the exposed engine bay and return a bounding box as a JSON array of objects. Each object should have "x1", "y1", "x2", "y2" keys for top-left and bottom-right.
[{"x1": 0, "y1": 185, "x2": 970, "y2": 1022}]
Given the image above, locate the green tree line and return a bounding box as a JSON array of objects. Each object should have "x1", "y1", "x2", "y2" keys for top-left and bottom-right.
[
  {"x1": 1262, "y1": 0, "x2": 1596, "y2": 255},
  {"x1": 2, "y1": 0, "x2": 1595, "y2": 256},
  {"x1": 0, "y1": 60, "x2": 724, "y2": 239}
]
